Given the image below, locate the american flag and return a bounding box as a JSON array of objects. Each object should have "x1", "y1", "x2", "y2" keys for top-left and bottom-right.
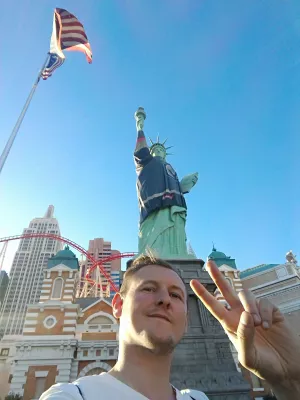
[
  {"x1": 41, "y1": 8, "x2": 92, "y2": 80},
  {"x1": 41, "y1": 53, "x2": 64, "y2": 80}
]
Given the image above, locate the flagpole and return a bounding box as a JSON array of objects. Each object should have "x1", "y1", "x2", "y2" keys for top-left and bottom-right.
[{"x1": 0, "y1": 55, "x2": 49, "y2": 175}]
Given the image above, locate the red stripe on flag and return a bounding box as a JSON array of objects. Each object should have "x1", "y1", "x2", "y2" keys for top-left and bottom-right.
[
  {"x1": 61, "y1": 21, "x2": 83, "y2": 28},
  {"x1": 61, "y1": 30, "x2": 87, "y2": 38},
  {"x1": 61, "y1": 37, "x2": 88, "y2": 45}
]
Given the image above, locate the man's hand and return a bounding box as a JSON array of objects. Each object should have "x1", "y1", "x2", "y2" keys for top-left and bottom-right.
[{"x1": 190, "y1": 260, "x2": 300, "y2": 396}]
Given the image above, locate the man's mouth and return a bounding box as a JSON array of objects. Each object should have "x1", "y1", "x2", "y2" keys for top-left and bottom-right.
[{"x1": 148, "y1": 314, "x2": 171, "y2": 323}]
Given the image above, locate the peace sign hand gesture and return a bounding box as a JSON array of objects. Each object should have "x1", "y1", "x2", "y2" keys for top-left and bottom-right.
[{"x1": 190, "y1": 260, "x2": 300, "y2": 398}]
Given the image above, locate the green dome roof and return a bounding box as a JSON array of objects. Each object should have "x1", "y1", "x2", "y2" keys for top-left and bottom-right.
[
  {"x1": 208, "y1": 250, "x2": 227, "y2": 259},
  {"x1": 47, "y1": 245, "x2": 79, "y2": 270},
  {"x1": 207, "y1": 246, "x2": 237, "y2": 270},
  {"x1": 54, "y1": 246, "x2": 76, "y2": 259}
]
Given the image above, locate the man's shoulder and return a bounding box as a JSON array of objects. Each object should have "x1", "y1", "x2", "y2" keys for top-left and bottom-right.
[
  {"x1": 40, "y1": 376, "x2": 105, "y2": 399},
  {"x1": 180, "y1": 388, "x2": 209, "y2": 400},
  {"x1": 40, "y1": 382, "x2": 82, "y2": 399}
]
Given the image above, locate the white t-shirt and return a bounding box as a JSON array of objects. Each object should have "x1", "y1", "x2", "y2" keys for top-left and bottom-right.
[{"x1": 40, "y1": 373, "x2": 209, "y2": 400}]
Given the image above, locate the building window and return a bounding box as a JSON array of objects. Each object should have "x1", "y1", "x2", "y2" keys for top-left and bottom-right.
[
  {"x1": 51, "y1": 277, "x2": 63, "y2": 299},
  {"x1": 0, "y1": 348, "x2": 9, "y2": 356},
  {"x1": 276, "y1": 266, "x2": 287, "y2": 279},
  {"x1": 83, "y1": 350, "x2": 88, "y2": 356},
  {"x1": 109, "y1": 348, "x2": 114, "y2": 356},
  {"x1": 96, "y1": 350, "x2": 101, "y2": 356},
  {"x1": 34, "y1": 377, "x2": 47, "y2": 399},
  {"x1": 43, "y1": 315, "x2": 57, "y2": 329}
]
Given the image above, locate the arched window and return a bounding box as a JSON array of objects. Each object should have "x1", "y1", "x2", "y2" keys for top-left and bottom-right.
[
  {"x1": 85, "y1": 313, "x2": 116, "y2": 332},
  {"x1": 88, "y1": 315, "x2": 113, "y2": 325},
  {"x1": 51, "y1": 277, "x2": 63, "y2": 299},
  {"x1": 85, "y1": 367, "x2": 106, "y2": 376}
]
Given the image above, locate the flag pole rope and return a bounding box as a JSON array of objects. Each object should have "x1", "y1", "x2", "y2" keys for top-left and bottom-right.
[{"x1": 0, "y1": 54, "x2": 49, "y2": 175}]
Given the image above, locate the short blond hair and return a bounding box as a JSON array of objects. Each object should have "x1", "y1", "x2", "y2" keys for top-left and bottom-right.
[{"x1": 120, "y1": 254, "x2": 187, "y2": 303}]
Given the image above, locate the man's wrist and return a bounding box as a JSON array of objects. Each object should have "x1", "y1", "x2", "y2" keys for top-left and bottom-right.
[{"x1": 271, "y1": 379, "x2": 300, "y2": 400}]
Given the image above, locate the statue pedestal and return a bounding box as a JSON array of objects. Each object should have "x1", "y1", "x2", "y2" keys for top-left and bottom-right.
[
  {"x1": 126, "y1": 258, "x2": 252, "y2": 399},
  {"x1": 170, "y1": 259, "x2": 252, "y2": 399}
]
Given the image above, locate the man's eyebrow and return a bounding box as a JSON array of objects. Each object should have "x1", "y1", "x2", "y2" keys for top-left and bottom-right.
[{"x1": 139, "y1": 280, "x2": 159, "y2": 286}]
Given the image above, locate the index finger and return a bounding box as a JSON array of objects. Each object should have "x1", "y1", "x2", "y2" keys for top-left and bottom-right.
[
  {"x1": 206, "y1": 260, "x2": 241, "y2": 308},
  {"x1": 190, "y1": 279, "x2": 228, "y2": 323}
]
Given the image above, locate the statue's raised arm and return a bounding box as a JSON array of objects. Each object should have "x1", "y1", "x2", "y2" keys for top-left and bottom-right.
[{"x1": 134, "y1": 107, "x2": 152, "y2": 171}]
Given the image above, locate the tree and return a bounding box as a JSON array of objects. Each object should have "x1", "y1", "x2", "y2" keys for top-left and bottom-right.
[{"x1": 4, "y1": 394, "x2": 22, "y2": 400}]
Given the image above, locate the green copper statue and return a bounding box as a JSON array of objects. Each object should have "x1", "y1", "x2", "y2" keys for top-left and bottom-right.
[{"x1": 134, "y1": 107, "x2": 198, "y2": 259}]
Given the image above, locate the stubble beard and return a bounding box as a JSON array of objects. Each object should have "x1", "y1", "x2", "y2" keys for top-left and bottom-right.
[{"x1": 143, "y1": 332, "x2": 177, "y2": 355}]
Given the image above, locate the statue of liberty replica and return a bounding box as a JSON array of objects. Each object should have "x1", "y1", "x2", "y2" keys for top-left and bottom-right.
[{"x1": 134, "y1": 107, "x2": 198, "y2": 259}]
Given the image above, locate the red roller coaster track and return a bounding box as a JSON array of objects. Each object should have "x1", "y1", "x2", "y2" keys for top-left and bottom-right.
[{"x1": 0, "y1": 233, "x2": 136, "y2": 294}]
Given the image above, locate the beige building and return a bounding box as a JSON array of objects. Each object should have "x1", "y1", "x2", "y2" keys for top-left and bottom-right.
[
  {"x1": 240, "y1": 250, "x2": 300, "y2": 336},
  {"x1": 79, "y1": 238, "x2": 121, "y2": 297},
  {"x1": 209, "y1": 248, "x2": 300, "y2": 399},
  {"x1": 0, "y1": 247, "x2": 118, "y2": 399}
]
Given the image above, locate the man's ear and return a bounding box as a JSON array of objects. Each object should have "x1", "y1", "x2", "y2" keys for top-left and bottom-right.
[{"x1": 112, "y1": 293, "x2": 123, "y2": 319}]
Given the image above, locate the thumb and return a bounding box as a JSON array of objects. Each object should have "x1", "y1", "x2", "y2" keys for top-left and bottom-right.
[{"x1": 237, "y1": 311, "x2": 257, "y2": 369}]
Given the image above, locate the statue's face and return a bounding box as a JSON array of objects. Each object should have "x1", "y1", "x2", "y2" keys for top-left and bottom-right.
[{"x1": 151, "y1": 145, "x2": 166, "y2": 160}]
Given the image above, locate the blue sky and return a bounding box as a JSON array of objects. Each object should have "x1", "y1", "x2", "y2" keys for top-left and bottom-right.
[{"x1": 1, "y1": 0, "x2": 300, "y2": 273}]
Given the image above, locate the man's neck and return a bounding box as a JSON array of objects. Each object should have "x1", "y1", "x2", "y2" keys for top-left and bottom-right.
[{"x1": 109, "y1": 343, "x2": 175, "y2": 400}]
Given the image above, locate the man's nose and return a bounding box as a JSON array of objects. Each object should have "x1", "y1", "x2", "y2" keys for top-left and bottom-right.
[{"x1": 155, "y1": 288, "x2": 171, "y2": 308}]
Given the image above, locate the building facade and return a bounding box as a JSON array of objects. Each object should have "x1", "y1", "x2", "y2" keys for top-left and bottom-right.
[
  {"x1": 240, "y1": 251, "x2": 300, "y2": 399},
  {"x1": 1, "y1": 247, "x2": 118, "y2": 399},
  {"x1": 0, "y1": 205, "x2": 62, "y2": 337},
  {"x1": 79, "y1": 238, "x2": 121, "y2": 297},
  {"x1": 0, "y1": 270, "x2": 9, "y2": 307},
  {"x1": 240, "y1": 251, "x2": 300, "y2": 320},
  {"x1": 209, "y1": 247, "x2": 300, "y2": 399}
]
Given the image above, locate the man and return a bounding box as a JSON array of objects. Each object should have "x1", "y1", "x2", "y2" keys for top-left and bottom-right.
[{"x1": 41, "y1": 255, "x2": 300, "y2": 399}]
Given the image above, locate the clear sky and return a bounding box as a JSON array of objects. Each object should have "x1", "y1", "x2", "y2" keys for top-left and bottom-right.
[{"x1": 0, "y1": 0, "x2": 299, "y2": 273}]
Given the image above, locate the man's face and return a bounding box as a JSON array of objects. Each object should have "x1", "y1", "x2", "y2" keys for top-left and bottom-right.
[
  {"x1": 151, "y1": 145, "x2": 166, "y2": 160},
  {"x1": 113, "y1": 266, "x2": 188, "y2": 355}
]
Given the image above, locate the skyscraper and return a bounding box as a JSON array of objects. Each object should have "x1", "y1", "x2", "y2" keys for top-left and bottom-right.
[
  {"x1": 79, "y1": 238, "x2": 121, "y2": 297},
  {"x1": 0, "y1": 271, "x2": 9, "y2": 307},
  {"x1": 0, "y1": 205, "x2": 62, "y2": 336}
]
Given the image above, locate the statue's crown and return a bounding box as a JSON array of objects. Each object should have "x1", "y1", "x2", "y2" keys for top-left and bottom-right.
[{"x1": 149, "y1": 135, "x2": 173, "y2": 156}]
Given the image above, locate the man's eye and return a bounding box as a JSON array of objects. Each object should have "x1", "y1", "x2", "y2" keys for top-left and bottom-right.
[
  {"x1": 170, "y1": 292, "x2": 182, "y2": 300},
  {"x1": 143, "y1": 287, "x2": 155, "y2": 292}
]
